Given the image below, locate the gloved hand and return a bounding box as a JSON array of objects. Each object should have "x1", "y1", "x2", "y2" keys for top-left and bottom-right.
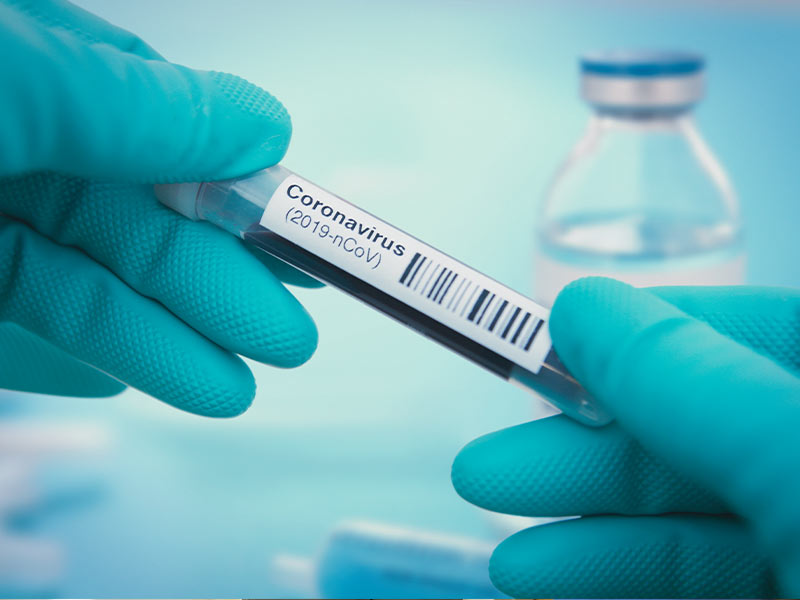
[
  {"x1": 0, "y1": 0, "x2": 320, "y2": 416},
  {"x1": 453, "y1": 277, "x2": 800, "y2": 598}
]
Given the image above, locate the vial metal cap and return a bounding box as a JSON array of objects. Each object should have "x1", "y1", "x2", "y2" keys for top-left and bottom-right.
[{"x1": 580, "y1": 50, "x2": 705, "y2": 111}]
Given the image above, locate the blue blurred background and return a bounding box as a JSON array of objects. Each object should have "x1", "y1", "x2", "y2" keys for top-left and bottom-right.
[{"x1": 3, "y1": 0, "x2": 800, "y2": 596}]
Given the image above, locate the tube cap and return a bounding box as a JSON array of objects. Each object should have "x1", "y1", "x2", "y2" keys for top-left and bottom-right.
[
  {"x1": 153, "y1": 182, "x2": 202, "y2": 220},
  {"x1": 580, "y1": 50, "x2": 705, "y2": 111}
]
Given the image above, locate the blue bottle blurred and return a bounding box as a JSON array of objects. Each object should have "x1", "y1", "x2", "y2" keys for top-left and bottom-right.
[
  {"x1": 535, "y1": 50, "x2": 745, "y2": 306},
  {"x1": 270, "y1": 520, "x2": 506, "y2": 599}
]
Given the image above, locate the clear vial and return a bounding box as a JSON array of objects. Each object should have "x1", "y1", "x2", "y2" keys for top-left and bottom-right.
[{"x1": 534, "y1": 50, "x2": 745, "y2": 307}]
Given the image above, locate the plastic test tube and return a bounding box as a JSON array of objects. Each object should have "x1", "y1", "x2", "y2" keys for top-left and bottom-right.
[{"x1": 155, "y1": 166, "x2": 610, "y2": 426}]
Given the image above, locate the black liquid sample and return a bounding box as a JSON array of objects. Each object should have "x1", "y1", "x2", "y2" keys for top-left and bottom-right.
[{"x1": 244, "y1": 226, "x2": 580, "y2": 407}]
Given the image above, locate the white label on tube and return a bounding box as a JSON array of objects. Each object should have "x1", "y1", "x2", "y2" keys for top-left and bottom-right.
[{"x1": 260, "y1": 174, "x2": 552, "y2": 373}]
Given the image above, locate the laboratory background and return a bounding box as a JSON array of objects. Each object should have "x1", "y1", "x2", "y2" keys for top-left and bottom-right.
[{"x1": 2, "y1": 0, "x2": 800, "y2": 597}]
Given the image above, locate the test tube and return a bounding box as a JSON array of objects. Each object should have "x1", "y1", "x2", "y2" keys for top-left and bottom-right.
[{"x1": 155, "y1": 166, "x2": 609, "y2": 426}]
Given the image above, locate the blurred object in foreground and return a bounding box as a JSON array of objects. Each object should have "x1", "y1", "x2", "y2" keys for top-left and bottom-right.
[
  {"x1": 0, "y1": 412, "x2": 110, "y2": 596},
  {"x1": 535, "y1": 49, "x2": 745, "y2": 307},
  {"x1": 269, "y1": 519, "x2": 506, "y2": 598}
]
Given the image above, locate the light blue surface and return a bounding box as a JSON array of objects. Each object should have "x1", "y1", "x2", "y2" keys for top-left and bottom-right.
[{"x1": 5, "y1": 0, "x2": 800, "y2": 597}]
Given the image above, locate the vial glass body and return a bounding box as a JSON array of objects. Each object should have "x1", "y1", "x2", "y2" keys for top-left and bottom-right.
[{"x1": 535, "y1": 110, "x2": 744, "y2": 306}]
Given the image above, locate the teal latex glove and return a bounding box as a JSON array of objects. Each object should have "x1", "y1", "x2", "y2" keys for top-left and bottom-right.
[
  {"x1": 0, "y1": 0, "x2": 319, "y2": 416},
  {"x1": 453, "y1": 278, "x2": 800, "y2": 598}
]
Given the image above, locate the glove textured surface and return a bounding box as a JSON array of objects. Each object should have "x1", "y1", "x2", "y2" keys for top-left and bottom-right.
[
  {"x1": 0, "y1": 0, "x2": 319, "y2": 415},
  {"x1": 453, "y1": 279, "x2": 800, "y2": 598}
]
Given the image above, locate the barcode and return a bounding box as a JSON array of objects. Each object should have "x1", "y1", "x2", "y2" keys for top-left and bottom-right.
[{"x1": 399, "y1": 252, "x2": 545, "y2": 353}]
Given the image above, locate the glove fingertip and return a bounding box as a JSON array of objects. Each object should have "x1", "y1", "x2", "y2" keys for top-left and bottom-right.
[
  {"x1": 270, "y1": 307, "x2": 318, "y2": 368},
  {"x1": 140, "y1": 318, "x2": 257, "y2": 417},
  {"x1": 203, "y1": 71, "x2": 292, "y2": 179},
  {"x1": 488, "y1": 525, "x2": 570, "y2": 598},
  {"x1": 451, "y1": 440, "x2": 480, "y2": 501},
  {"x1": 451, "y1": 431, "x2": 505, "y2": 508},
  {"x1": 549, "y1": 277, "x2": 685, "y2": 400},
  {"x1": 126, "y1": 66, "x2": 294, "y2": 183},
  {"x1": 168, "y1": 355, "x2": 256, "y2": 418},
  {"x1": 549, "y1": 276, "x2": 632, "y2": 351}
]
